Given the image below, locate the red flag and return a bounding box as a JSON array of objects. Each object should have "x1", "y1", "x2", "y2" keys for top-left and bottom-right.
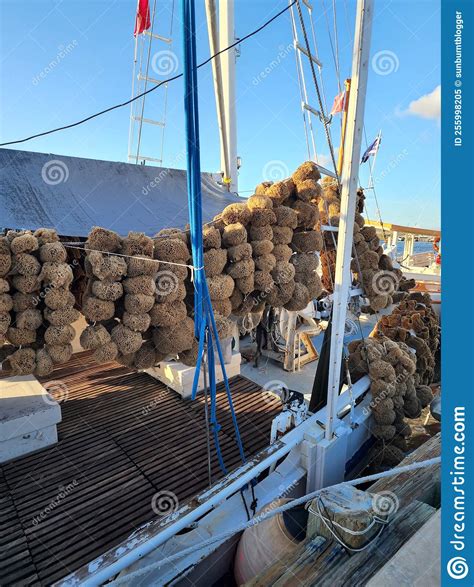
[
  {"x1": 134, "y1": 0, "x2": 151, "y2": 36},
  {"x1": 330, "y1": 91, "x2": 345, "y2": 115}
]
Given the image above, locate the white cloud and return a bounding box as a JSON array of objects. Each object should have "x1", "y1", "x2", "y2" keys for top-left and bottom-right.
[{"x1": 405, "y1": 85, "x2": 441, "y2": 119}]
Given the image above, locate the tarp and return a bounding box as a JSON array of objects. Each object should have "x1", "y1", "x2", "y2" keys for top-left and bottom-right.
[{"x1": 0, "y1": 148, "x2": 241, "y2": 237}]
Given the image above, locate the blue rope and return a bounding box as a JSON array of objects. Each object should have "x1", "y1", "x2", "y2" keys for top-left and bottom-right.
[{"x1": 181, "y1": 0, "x2": 246, "y2": 474}]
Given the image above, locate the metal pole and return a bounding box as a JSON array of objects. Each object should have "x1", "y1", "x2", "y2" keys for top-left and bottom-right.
[
  {"x1": 205, "y1": 0, "x2": 232, "y2": 186},
  {"x1": 325, "y1": 0, "x2": 374, "y2": 442},
  {"x1": 337, "y1": 78, "x2": 351, "y2": 176},
  {"x1": 219, "y1": 0, "x2": 238, "y2": 193}
]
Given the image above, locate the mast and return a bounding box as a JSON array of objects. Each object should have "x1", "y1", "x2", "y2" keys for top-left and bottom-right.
[
  {"x1": 219, "y1": 0, "x2": 238, "y2": 193},
  {"x1": 325, "y1": 0, "x2": 374, "y2": 442}
]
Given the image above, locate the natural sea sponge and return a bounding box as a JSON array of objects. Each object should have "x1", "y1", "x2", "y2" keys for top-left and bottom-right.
[
  {"x1": 7, "y1": 327, "x2": 36, "y2": 346},
  {"x1": 122, "y1": 232, "x2": 154, "y2": 258},
  {"x1": 12, "y1": 254, "x2": 41, "y2": 276},
  {"x1": 291, "y1": 230, "x2": 323, "y2": 253},
  {"x1": 149, "y1": 301, "x2": 187, "y2": 327},
  {"x1": 292, "y1": 161, "x2": 321, "y2": 184},
  {"x1": 92, "y1": 279, "x2": 124, "y2": 301},
  {"x1": 111, "y1": 324, "x2": 143, "y2": 354},
  {"x1": 0, "y1": 254, "x2": 12, "y2": 277},
  {"x1": 153, "y1": 317, "x2": 194, "y2": 354},
  {"x1": 306, "y1": 275, "x2": 323, "y2": 299},
  {"x1": 273, "y1": 244, "x2": 293, "y2": 262},
  {"x1": 203, "y1": 225, "x2": 221, "y2": 250},
  {"x1": 0, "y1": 278, "x2": 9, "y2": 294},
  {"x1": 155, "y1": 228, "x2": 188, "y2": 244},
  {"x1": 266, "y1": 280, "x2": 295, "y2": 307},
  {"x1": 249, "y1": 225, "x2": 273, "y2": 241},
  {"x1": 254, "y1": 254, "x2": 276, "y2": 273},
  {"x1": 12, "y1": 275, "x2": 40, "y2": 294},
  {"x1": 372, "y1": 423, "x2": 396, "y2": 441},
  {"x1": 155, "y1": 278, "x2": 186, "y2": 304},
  {"x1": 251, "y1": 240, "x2": 274, "y2": 256},
  {"x1": 124, "y1": 293, "x2": 155, "y2": 314},
  {"x1": 82, "y1": 296, "x2": 115, "y2": 322},
  {"x1": 44, "y1": 306, "x2": 80, "y2": 327},
  {"x1": 16, "y1": 309, "x2": 43, "y2": 331},
  {"x1": 416, "y1": 385, "x2": 434, "y2": 408},
  {"x1": 93, "y1": 341, "x2": 119, "y2": 363},
  {"x1": 88, "y1": 251, "x2": 127, "y2": 281},
  {"x1": 10, "y1": 234, "x2": 39, "y2": 255},
  {"x1": 265, "y1": 179, "x2": 294, "y2": 205},
  {"x1": 0, "y1": 312, "x2": 11, "y2": 334},
  {"x1": 227, "y1": 243, "x2": 252, "y2": 262},
  {"x1": 212, "y1": 298, "x2": 232, "y2": 317},
  {"x1": 35, "y1": 348, "x2": 54, "y2": 377},
  {"x1": 40, "y1": 262, "x2": 74, "y2": 288},
  {"x1": 34, "y1": 228, "x2": 59, "y2": 246},
  {"x1": 0, "y1": 293, "x2": 13, "y2": 313},
  {"x1": 179, "y1": 340, "x2": 199, "y2": 366},
  {"x1": 126, "y1": 256, "x2": 160, "y2": 277},
  {"x1": 255, "y1": 181, "x2": 273, "y2": 195},
  {"x1": 116, "y1": 352, "x2": 136, "y2": 368},
  {"x1": 292, "y1": 201, "x2": 319, "y2": 229},
  {"x1": 222, "y1": 223, "x2": 247, "y2": 247},
  {"x1": 204, "y1": 248, "x2": 228, "y2": 277},
  {"x1": 235, "y1": 274, "x2": 255, "y2": 295},
  {"x1": 123, "y1": 275, "x2": 156, "y2": 297},
  {"x1": 87, "y1": 227, "x2": 122, "y2": 253},
  {"x1": 250, "y1": 208, "x2": 276, "y2": 227},
  {"x1": 39, "y1": 243, "x2": 67, "y2": 264},
  {"x1": 295, "y1": 179, "x2": 321, "y2": 202},
  {"x1": 9, "y1": 348, "x2": 36, "y2": 375},
  {"x1": 272, "y1": 226, "x2": 293, "y2": 245},
  {"x1": 284, "y1": 282, "x2": 310, "y2": 311},
  {"x1": 12, "y1": 292, "x2": 37, "y2": 312},
  {"x1": 80, "y1": 324, "x2": 111, "y2": 350},
  {"x1": 226, "y1": 259, "x2": 255, "y2": 279},
  {"x1": 133, "y1": 341, "x2": 158, "y2": 369},
  {"x1": 47, "y1": 344, "x2": 73, "y2": 365},
  {"x1": 273, "y1": 206, "x2": 298, "y2": 229},
  {"x1": 291, "y1": 253, "x2": 319, "y2": 277},
  {"x1": 122, "y1": 311, "x2": 150, "y2": 333},
  {"x1": 44, "y1": 324, "x2": 75, "y2": 346},
  {"x1": 208, "y1": 274, "x2": 235, "y2": 300},
  {"x1": 271, "y1": 261, "x2": 295, "y2": 285},
  {"x1": 221, "y1": 203, "x2": 251, "y2": 226},
  {"x1": 154, "y1": 237, "x2": 190, "y2": 263},
  {"x1": 254, "y1": 271, "x2": 274, "y2": 292},
  {"x1": 247, "y1": 194, "x2": 273, "y2": 210},
  {"x1": 44, "y1": 287, "x2": 76, "y2": 310}
]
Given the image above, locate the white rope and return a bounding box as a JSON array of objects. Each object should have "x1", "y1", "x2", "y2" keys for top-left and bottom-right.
[{"x1": 109, "y1": 456, "x2": 440, "y2": 585}]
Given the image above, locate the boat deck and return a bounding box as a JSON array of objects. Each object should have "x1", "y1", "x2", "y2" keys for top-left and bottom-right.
[{"x1": 0, "y1": 352, "x2": 281, "y2": 586}]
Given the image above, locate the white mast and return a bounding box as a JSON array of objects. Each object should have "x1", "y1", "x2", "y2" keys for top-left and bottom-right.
[
  {"x1": 325, "y1": 0, "x2": 374, "y2": 442},
  {"x1": 219, "y1": 0, "x2": 238, "y2": 193}
]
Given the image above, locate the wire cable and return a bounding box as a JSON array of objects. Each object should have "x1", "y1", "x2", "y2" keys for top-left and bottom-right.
[{"x1": 0, "y1": 2, "x2": 296, "y2": 148}]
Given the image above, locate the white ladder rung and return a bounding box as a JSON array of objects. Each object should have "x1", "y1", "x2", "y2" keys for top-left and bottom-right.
[
  {"x1": 143, "y1": 30, "x2": 172, "y2": 43},
  {"x1": 131, "y1": 115, "x2": 165, "y2": 127},
  {"x1": 128, "y1": 154, "x2": 163, "y2": 164},
  {"x1": 295, "y1": 41, "x2": 322, "y2": 67},
  {"x1": 321, "y1": 225, "x2": 339, "y2": 232},
  {"x1": 138, "y1": 73, "x2": 168, "y2": 85}
]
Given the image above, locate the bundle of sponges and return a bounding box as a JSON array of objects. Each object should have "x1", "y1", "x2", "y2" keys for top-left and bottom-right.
[
  {"x1": 151, "y1": 230, "x2": 195, "y2": 364},
  {"x1": 39, "y1": 232, "x2": 78, "y2": 373},
  {"x1": 374, "y1": 292, "x2": 440, "y2": 386},
  {"x1": 0, "y1": 236, "x2": 13, "y2": 348},
  {"x1": 81, "y1": 227, "x2": 126, "y2": 363},
  {"x1": 348, "y1": 336, "x2": 418, "y2": 467}
]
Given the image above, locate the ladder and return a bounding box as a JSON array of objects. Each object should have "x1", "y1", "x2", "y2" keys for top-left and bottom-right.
[
  {"x1": 289, "y1": 0, "x2": 329, "y2": 163},
  {"x1": 128, "y1": 0, "x2": 175, "y2": 166}
]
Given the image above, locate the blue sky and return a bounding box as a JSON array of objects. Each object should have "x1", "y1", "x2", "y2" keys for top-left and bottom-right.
[{"x1": 0, "y1": 0, "x2": 440, "y2": 228}]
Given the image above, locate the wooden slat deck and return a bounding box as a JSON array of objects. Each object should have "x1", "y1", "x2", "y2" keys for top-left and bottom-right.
[{"x1": 0, "y1": 352, "x2": 280, "y2": 586}]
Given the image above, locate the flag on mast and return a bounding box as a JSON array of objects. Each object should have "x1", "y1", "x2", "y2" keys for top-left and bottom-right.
[
  {"x1": 330, "y1": 90, "x2": 345, "y2": 115},
  {"x1": 361, "y1": 133, "x2": 382, "y2": 163},
  {"x1": 134, "y1": 0, "x2": 151, "y2": 36}
]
